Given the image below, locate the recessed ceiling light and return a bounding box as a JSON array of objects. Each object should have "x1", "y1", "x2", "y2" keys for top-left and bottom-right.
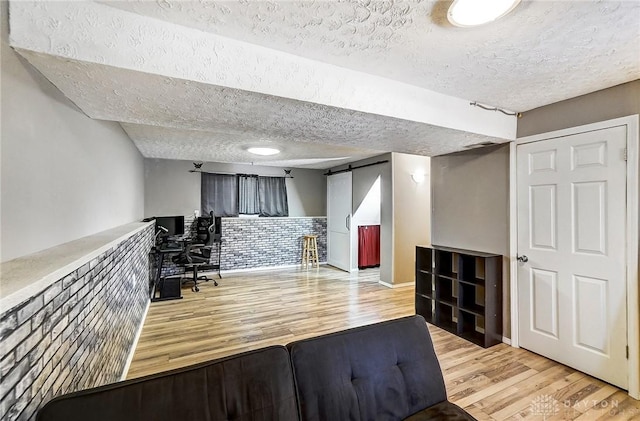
[
  {"x1": 247, "y1": 147, "x2": 280, "y2": 156},
  {"x1": 448, "y1": 0, "x2": 521, "y2": 27}
]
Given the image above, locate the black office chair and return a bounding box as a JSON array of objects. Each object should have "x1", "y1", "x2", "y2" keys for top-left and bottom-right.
[{"x1": 176, "y1": 216, "x2": 218, "y2": 291}]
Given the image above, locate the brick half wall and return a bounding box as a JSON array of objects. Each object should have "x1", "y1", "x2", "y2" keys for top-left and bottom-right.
[
  {"x1": 0, "y1": 224, "x2": 154, "y2": 421},
  {"x1": 220, "y1": 217, "x2": 327, "y2": 270},
  {"x1": 159, "y1": 217, "x2": 327, "y2": 276}
]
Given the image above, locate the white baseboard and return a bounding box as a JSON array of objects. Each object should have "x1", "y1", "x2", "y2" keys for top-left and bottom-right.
[
  {"x1": 121, "y1": 299, "x2": 150, "y2": 381},
  {"x1": 378, "y1": 281, "x2": 414, "y2": 289},
  {"x1": 502, "y1": 336, "x2": 512, "y2": 346},
  {"x1": 213, "y1": 262, "x2": 328, "y2": 275}
]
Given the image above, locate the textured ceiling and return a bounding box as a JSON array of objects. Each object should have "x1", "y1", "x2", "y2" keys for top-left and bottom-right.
[
  {"x1": 17, "y1": 51, "x2": 500, "y2": 166},
  {"x1": 120, "y1": 123, "x2": 384, "y2": 168},
  {"x1": 103, "y1": 0, "x2": 640, "y2": 112},
  {"x1": 8, "y1": 1, "x2": 640, "y2": 168}
]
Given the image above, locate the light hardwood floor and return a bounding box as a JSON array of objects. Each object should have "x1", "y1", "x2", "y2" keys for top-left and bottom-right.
[{"x1": 129, "y1": 266, "x2": 640, "y2": 420}]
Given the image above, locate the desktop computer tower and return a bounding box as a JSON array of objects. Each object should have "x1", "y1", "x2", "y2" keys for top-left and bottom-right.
[{"x1": 159, "y1": 277, "x2": 182, "y2": 299}]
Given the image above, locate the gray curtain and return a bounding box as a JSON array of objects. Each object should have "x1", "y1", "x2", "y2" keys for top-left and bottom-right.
[
  {"x1": 201, "y1": 173, "x2": 238, "y2": 217},
  {"x1": 238, "y1": 175, "x2": 260, "y2": 215},
  {"x1": 259, "y1": 176, "x2": 289, "y2": 217}
]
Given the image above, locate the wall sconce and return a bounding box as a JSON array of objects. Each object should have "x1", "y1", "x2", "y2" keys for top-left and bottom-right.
[{"x1": 411, "y1": 172, "x2": 425, "y2": 183}]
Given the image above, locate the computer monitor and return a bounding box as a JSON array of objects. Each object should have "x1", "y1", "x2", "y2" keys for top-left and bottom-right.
[{"x1": 155, "y1": 216, "x2": 185, "y2": 236}]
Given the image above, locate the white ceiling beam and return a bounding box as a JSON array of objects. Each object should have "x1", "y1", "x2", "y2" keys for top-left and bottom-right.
[{"x1": 9, "y1": 1, "x2": 516, "y2": 140}]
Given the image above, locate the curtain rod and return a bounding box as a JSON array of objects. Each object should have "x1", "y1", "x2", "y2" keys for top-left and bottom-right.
[
  {"x1": 188, "y1": 162, "x2": 292, "y2": 178},
  {"x1": 323, "y1": 160, "x2": 389, "y2": 176},
  {"x1": 190, "y1": 170, "x2": 257, "y2": 176},
  {"x1": 189, "y1": 170, "x2": 292, "y2": 178}
]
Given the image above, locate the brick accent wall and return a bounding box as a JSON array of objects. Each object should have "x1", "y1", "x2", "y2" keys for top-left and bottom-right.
[
  {"x1": 158, "y1": 215, "x2": 196, "y2": 278},
  {"x1": 0, "y1": 225, "x2": 154, "y2": 421},
  {"x1": 220, "y1": 217, "x2": 326, "y2": 270},
  {"x1": 159, "y1": 217, "x2": 327, "y2": 276}
]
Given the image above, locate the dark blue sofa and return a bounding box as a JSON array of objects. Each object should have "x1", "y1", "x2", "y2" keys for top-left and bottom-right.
[{"x1": 37, "y1": 315, "x2": 475, "y2": 421}]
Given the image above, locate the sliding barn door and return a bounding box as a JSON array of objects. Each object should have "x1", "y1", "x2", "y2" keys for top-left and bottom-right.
[{"x1": 327, "y1": 172, "x2": 352, "y2": 272}]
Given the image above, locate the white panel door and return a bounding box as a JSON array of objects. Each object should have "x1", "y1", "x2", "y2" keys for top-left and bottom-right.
[
  {"x1": 327, "y1": 172, "x2": 352, "y2": 272},
  {"x1": 517, "y1": 126, "x2": 627, "y2": 389}
]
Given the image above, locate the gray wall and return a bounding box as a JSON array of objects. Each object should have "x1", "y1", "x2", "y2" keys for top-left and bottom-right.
[
  {"x1": 517, "y1": 80, "x2": 640, "y2": 137},
  {"x1": 144, "y1": 159, "x2": 326, "y2": 218},
  {"x1": 0, "y1": 8, "x2": 145, "y2": 262},
  {"x1": 431, "y1": 144, "x2": 510, "y2": 336},
  {"x1": 431, "y1": 144, "x2": 510, "y2": 256}
]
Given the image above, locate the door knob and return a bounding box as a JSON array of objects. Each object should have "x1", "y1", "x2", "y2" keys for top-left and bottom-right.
[{"x1": 517, "y1": 255, "x2": 529, "y2": 263}]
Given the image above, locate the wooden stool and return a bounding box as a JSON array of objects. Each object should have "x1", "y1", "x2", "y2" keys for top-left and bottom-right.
[{"x1": 302, "y1": 235, "x2": 319, "y2": 269}]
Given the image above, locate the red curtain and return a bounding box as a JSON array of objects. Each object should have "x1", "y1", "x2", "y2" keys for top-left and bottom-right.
[{"x1": 358, "y1": 225, "x2": 380, "y2": 269}]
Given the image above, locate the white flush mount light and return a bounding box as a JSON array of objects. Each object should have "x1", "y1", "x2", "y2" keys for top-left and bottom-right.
[
  {"x1": 247, "y1": 147, "x2": 280, "y2": 156},
  {"x1": 448, "y1": 0, "x2": 521, "y2": 27}
]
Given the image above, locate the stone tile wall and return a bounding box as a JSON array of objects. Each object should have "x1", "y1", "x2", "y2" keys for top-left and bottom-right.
[
  {"x1": 158, "y1": 217, "x2": 327, "y2": 276},
  {"x1": 157, "y1": 215, "x2": 196, "y2": 278},
  {"x1": 0, "y1": 225, "x2": 154, "y2": 421},
  {"x1": 220, "y1": 217, "x2": 327, "y2": 270}
]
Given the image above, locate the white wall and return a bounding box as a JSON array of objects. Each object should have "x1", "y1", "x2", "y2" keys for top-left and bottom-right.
[
  {"x1": 0, "y1": 11, "x2": 144, "y2": 262},
  {"x1": 350, "y1": 176, "x2": 381, "y2": 270},
  {"x1": 332, "y1": 152, "x2": 430, "y2": 286},
  {"x1": 392, "y1": 153, "x2": 431, "y2": 284},
  {"x1": 144, "y1": 159, "x2": 326, "y2": 218},
  {"x1": 354, "y1": 177, "x2": 381, "y2": 226},
  {"x1": 332, "y1": 154, "x2": 393, "y2": 283}
]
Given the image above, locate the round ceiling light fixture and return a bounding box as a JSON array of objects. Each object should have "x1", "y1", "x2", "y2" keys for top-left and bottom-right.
[
  {"x1": 247, "y1": 147, "x2": 280, "y2": 156},
  {"x1": 447, "y1": 0, "x2": 521, "y2": 27}
]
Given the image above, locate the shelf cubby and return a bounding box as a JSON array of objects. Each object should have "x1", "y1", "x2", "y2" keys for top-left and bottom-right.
[
  {"x1": 434, "y1": 249, "x2": 456, "y2": 277},
  {"x1": 415, "y1": 246, "x2": 502, "y2": 348},
  {"x1": 415, "y1": 295, "x2": 434, "y2": 324}
]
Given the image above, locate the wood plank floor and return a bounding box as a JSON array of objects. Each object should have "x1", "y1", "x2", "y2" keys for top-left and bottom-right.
[{"x1": 129, "y1": 266, "x2": 640, "y2": 420}]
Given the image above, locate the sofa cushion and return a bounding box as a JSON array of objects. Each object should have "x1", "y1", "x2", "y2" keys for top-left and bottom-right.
[
  {"x1": 404, "y1": 401, "x2": 477, "y2": 420},
  {"x1": 37, "y1": 346, "x2": 298, "y2": 421},
  {"x1": 288, "y1": 315, "x2": 447, "y2": 421}
]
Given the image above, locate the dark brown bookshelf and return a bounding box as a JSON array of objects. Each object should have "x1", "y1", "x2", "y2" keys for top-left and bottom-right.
[{"x1": 415, "y1": 246, "x2": 502, "y2": 348}]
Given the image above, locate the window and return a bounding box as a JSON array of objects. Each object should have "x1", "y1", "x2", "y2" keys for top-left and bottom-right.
[
  {"x1": 201, "y1": 173, "x2": 238, "y2": 217},
  {"x1": 201, "y1": 173, "x2": 289, "y2": 217},
  {"x1": 238, "y1": 175, "x2": 260, "y2": 215},
  {"x1": 258, "y1": 176, "x2": 289, "y2": 217}
]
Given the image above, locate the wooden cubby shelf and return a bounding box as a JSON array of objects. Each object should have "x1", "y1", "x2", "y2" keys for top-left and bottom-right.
[{"x1": 415, "y1": 245, "x2": 502, "y2": 348}]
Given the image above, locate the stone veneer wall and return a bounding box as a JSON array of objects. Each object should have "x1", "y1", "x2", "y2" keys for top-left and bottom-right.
[
  {"x1": 220, "y1": 217, "x2": 327, "y2": 270},
  {"x1": 0, "y1": 225, "x2": 154, "y2": 421},
  {"x1": 158, "y1": 215, "x2": 196, "y2": 278},
  {"x1": 159, "y1": 216, "x2": 327, "y2": 276}
]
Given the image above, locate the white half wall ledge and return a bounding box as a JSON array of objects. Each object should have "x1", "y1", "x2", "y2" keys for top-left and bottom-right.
[{"x1": 8, "y1": 1, "x2": 517, "y2": 140}]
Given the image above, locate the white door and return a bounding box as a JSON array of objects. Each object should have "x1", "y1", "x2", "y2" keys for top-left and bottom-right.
[
  {"x1": 327, "y1": 172, "x2": 352, "y2": 272},
  {"x1": 517, "y1": 126, "x2": 628, "y2": 389}
]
